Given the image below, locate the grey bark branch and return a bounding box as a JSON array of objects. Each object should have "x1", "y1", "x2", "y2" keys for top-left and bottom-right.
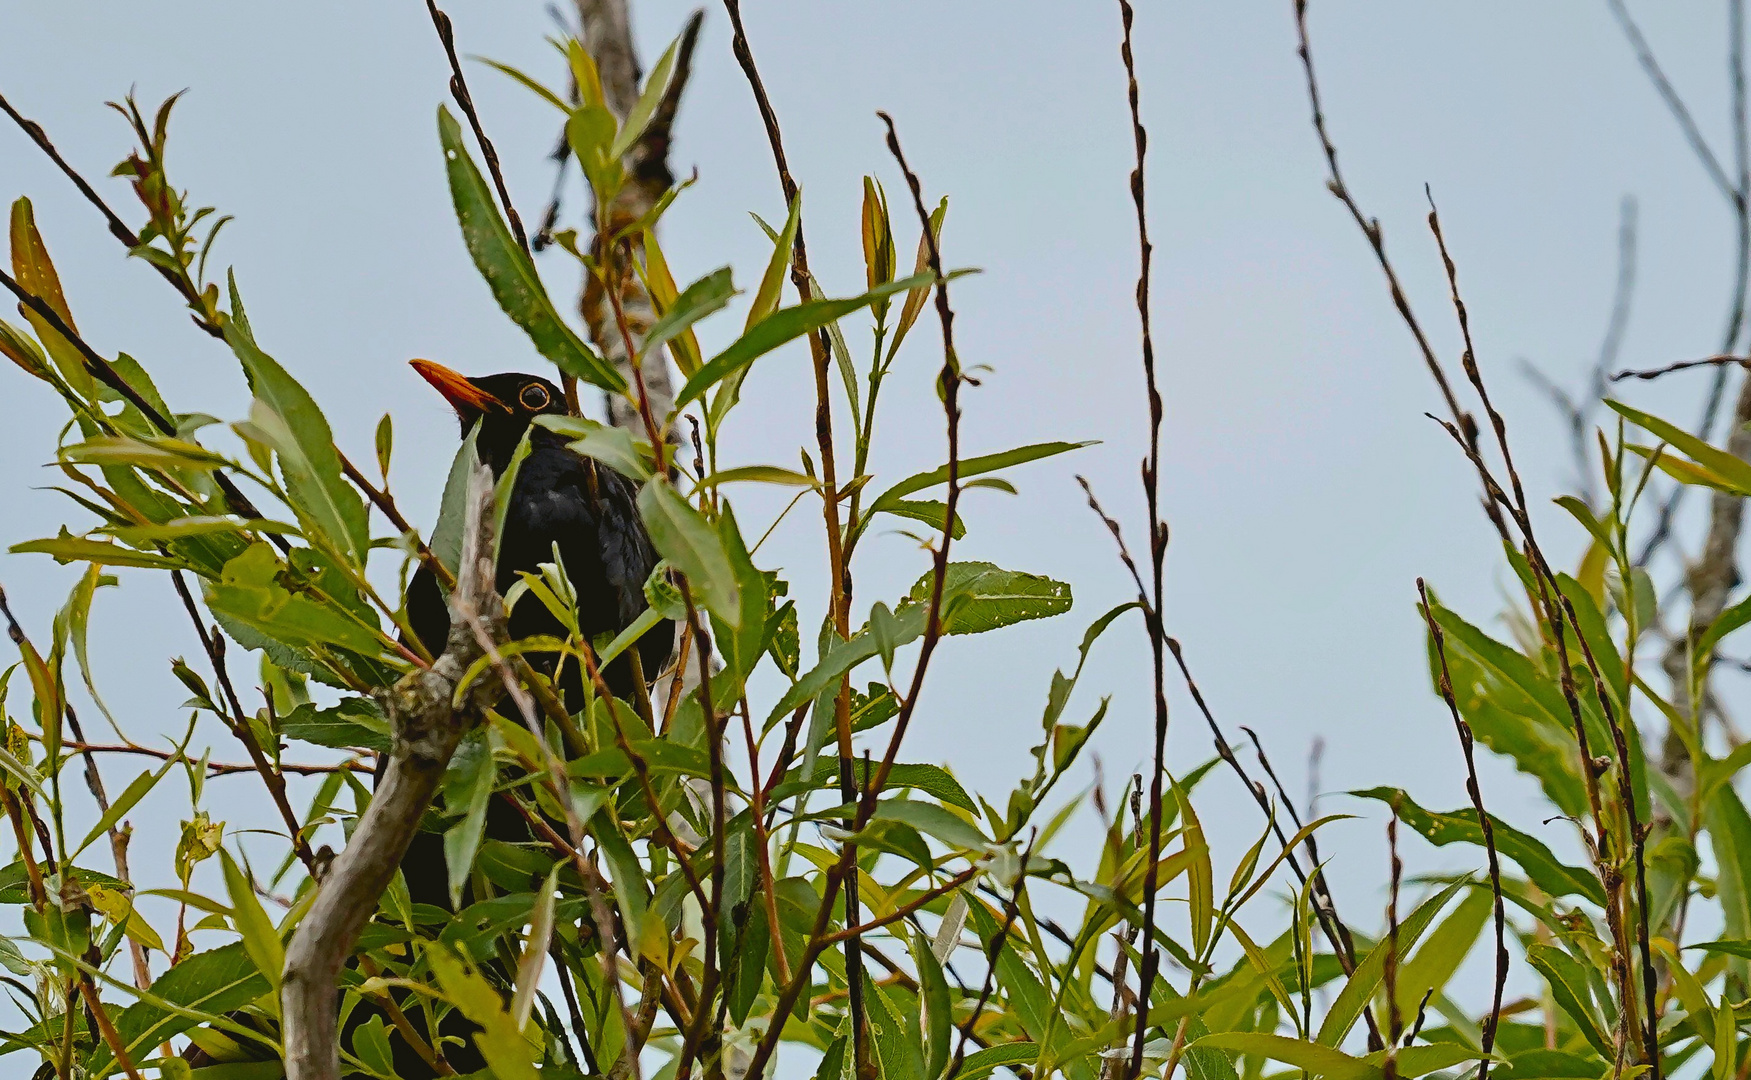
[
  {"x1": 574, "y1": 2, "x2": 704, "y2": 433},
  {"x1": 281, "y1": 466, "x2": 504, "y2": 1080}
]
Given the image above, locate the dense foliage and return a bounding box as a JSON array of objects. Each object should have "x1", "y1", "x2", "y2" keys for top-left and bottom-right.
[{"x1": 1, "y1": 5, "x2": 1750, "y2": 1080}]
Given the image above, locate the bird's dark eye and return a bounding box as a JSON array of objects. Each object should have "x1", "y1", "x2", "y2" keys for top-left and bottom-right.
[{"x1": 519, "y1": 383, "x2": 551, "y2": 410}]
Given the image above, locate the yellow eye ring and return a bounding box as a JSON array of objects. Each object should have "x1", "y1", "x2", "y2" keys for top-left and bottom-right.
[{"x1": 519, "y1": 383, "x2": 551, "y2": 410}]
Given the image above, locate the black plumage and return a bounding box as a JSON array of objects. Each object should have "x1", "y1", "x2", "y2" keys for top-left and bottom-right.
[
  {"x1": 402, "y1": 362, "x2": 673, "y2": 703},
  {"x1": 384, "y1": 363, "x2": 671, "y2": 1076}
]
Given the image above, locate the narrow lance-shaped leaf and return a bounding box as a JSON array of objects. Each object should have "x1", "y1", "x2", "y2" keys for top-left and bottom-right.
[
  {"x1": 224, "y1": 303, "x2": 369, "y2": 565},
  {"x1": 1350, "y1": 787, "x2": 1605, "y2": 905},
  {"x1": 640, "y1": 266, "x2": 736, "y2": 361},
  {"x1": 871, "y1": 440, "x2": 1095, "y2": 510},
  {"x1": 438, "y1": 106, "x2": 623, "y2": 392},
  {"x1": 219, "y1": 848, "x2": 284, "y2": 994},
  {"x1": 638, "y1": 479, "x2": 739, "y2": 627},
  {"x1": 676, "y1": 272, "x2": 931, "y2": 409},
  {"x1": 444, "y1": 748, "x2": 497, "y2": 910},
  {"x1": 1315, "y1": 878, "x2": 1468, "y2": 1046},
  {"x1": 608, "y1": 28, "x2": 683, "y2": 159},
  {"x1": 1608, "y1": 399, "x2": 1751, "y2": 495}
]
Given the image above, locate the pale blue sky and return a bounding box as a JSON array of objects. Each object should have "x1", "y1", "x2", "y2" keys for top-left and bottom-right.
[{"x1": 0, "y1": 0, "x2": 1741, "y2": 1035}]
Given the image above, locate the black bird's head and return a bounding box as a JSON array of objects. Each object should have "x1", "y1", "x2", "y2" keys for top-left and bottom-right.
[{"x1": 410, "y1": 360, "x2": 565, "y2": 472}]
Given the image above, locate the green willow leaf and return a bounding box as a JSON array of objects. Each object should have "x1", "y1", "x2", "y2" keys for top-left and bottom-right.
[
  {"x1": 86, "y1": 943, "x2": 269, "y2": 1078},
  {"x1": 219, "y1": 849, "x2": 283, "y2": 993},
  {"x1": 1350, "y1": 787, "x2": 1604, "y2": 905},
  {"x1": 225, "y1": 313, "x2": 369, "y2": 565},
  {"x1": 204, "y1": 542, "x2": 385, "y2": 658},
  {"x1": 11, "y1": 529, "x2": 187, "y2": 570},
  {"x1": 1526, "y1": 942, "x2": 1613, "y2": 1057},
  {"x1": 675, "y1": 273, "x2": 931, "y2": 408},
  {"x1": 870, "y1": 440, "x2": 1095, "y2": 509},
  {"x1": 1608, "y1": 400, "x2": 1751, "y2": 495},
  {"x1": 909, "y1": 561, "x2": 1072, "y2": 635},
  {"x1": 608, "y1": 28, "x2": 683, "y2": 159},
  {"x1": 1190, "y1": 1033, "x2": 1376, "y2": 1080},
  {"x1": 640, "y1": 266, "x2": 736, "y2": 361},
  {"x1": 438, "y1": 106, "x2": 622, "y2": 392},
  {"x1": 1316, "y1": 878, "x2": 1467, "y2": 1046},
  {"x1": 637, "y1": 479, "x2": 739, "y2": 627},
  {"x1": 535, "y1": 415, "x2": 652, "y2": 482}
]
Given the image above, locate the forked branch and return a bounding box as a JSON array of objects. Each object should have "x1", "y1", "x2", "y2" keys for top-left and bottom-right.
[{"x1": 280, "y1": 467, "x2": 504, "y2": 1080}]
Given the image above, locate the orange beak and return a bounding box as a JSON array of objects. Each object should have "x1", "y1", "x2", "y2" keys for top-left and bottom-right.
[{"x1": 410, "y1": 359, "x2": 503, "y2": 414}]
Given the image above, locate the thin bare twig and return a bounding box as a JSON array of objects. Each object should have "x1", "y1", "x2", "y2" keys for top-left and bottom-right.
[
  {"x1": 1103, "y1": 5, "x2": 1173, "y2": 1074},
  {"x1": 424, "y1": 0, "x2": 530, "y2": 255},
  {"x1": 1606, "y1": 0, "x2": 1740, "y2": 203},
  {"x1": 1418, "y1": 579, "x2": 1508, "y2": 1080},
  {"x1": 67, "y1": 741, "x2": 365, "y2": 776},
  {"x1": 1612, "y1": 354, "x2": 1751, "y2": 382},
  {"x1": 948, "y1": 834, "x2": 1036, "y2": 1079}
]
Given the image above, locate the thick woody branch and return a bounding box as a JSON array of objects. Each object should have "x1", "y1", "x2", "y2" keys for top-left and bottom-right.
[
  {"x1": 575, "y1": 2, "x2": 704, "y2": 431},
  {"x1": 281, "y1": 467, "x2": 504, "y2": 1080}
]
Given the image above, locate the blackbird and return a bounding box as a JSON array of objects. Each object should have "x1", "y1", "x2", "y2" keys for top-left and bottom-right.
[
  {"x1": 384, "y1": 362, "x2": 672, "y2": 1074},
  {"x1": 403, "y1": 359, "x2": 674, "y2": 703},
  {"x1": 186, "y1": 366, "x2": 670, "y2": 1076}
]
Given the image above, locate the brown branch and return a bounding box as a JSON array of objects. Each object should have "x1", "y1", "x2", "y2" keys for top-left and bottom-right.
[
  {"x1": 1611, "y1": 354, "x2": 1751, "y2": 382},
  {"x1": 719, "y1": 3, "x2": 870, "y2": 1069},
  {"x1": 167, "y1": 570, "x2": 317, "y2": 875},
  {"x1": 67, "y1": 741, "x2": 366, "y2": 776},
  {"x1": 672, "y1": 589, "x2": 726, "y2": 1080},
  {"x1": 61, "y1": 704, "x2": 151, "y2": 991},
  {"x1": 1384, "y1": 809, "x2": 1403, "y2": 1079},
  {"x1": 947, "y1": 834, "x2": 1036, "y2": 1079},
  {"x1": 281, "y1": 467, "x2": 503, "y2": 1080},
  {"x1": 424, "y1": 0, "x2": 530, "y2": 255},
  {"x1": 1104, "y1": 6, "x2": 1170, "y2": 1073},
  {"x1": 1418, "y1": 580, "x2": 1508, "y2": 1080}
]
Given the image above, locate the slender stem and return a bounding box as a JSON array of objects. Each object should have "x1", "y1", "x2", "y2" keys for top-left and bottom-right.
[
  {"x1": 947, "y1": 835, "x2": 1036, "y2": 1079},
  {"x1": 1418, "y1": 580, "x2": 1508, "y2": 1080},
  {"x1": 719, "y1": 3, "x2": 867, "y2": 1067},
  {"x1": 166, "y1": 571, "x2": 318, "y2": 874},
  {"x1": 423, "y1": 0, "x2": 531, "y2": 254}
]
